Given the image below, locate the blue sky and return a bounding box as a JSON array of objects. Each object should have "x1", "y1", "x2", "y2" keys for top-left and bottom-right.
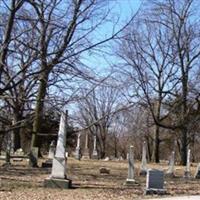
[{"x1": 81, "y1": 0, "x2": 141, "y2": 77}]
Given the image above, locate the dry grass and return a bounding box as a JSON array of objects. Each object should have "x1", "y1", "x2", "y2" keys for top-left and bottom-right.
[{"x1": 0, "y1": 158, "x2": 200, "y2": 200}]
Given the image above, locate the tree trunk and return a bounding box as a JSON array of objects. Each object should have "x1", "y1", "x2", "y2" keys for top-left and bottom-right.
[
  {"x1": 180, "y1": 128, "x2": 187, "y2": 165},
  {"x1": 30, "y1": 72, "x2": 49, "y2": 167},
  {"x1": 152, "y1": 125, "x2": 160, "y2": 163}
]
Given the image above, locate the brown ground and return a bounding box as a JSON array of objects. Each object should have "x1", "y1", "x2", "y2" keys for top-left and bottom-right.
[{"x1": 0, "y1": 158, "x2": 200, "y2": 200}]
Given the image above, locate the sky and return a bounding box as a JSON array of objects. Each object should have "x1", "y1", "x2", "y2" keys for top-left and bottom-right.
[{"x1": 81, "y1": 0, "x2": 141, "y2": 77}]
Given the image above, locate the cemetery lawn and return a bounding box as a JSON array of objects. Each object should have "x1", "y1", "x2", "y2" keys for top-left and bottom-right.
[{"x1": 0, "y1": 158, "x2": 200, "y2": 200}]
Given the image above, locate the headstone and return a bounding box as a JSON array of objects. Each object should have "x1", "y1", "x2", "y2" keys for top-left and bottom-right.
[
  {"x1": 82, "y1": 131, "x2": 90, "y2": 159},
  {"x1": 29, "y1": 147, "x2": 38, "y2": 167},
  {"x1": 145, "y1": 169, "x2": 166, "y2": 195},
  {"x1": 99, "y1": 167, "x2": 110, "y2": 174},
  {"x1": 75, "y1": 133, "x2": 81, "y2": 160},
  {"x1": 184, "y1": 149, "x2": 191, "y2": 178},
  {"x1": 92, "y1": 135, "x2": 98, "y2": 159},
  {"x1": 42, "y1": 140, "x2": 56, "y2": 168},
  {"x1": 44, "y1": 111, "x2": 71, "y2": 189},
  {"x1": 104, "y1": 157, "x2": 110, "y2": 161},
  {"x1": 125, "y1": 146, "x2": 135, "y2": 185},
  {"x1": 194, "y1": 163, "x2": 200, "y2": 179},
  {"x1": 166, "y1": 151, "x2": 175, "y2": 177},
  {"x1": 140, "y1": 141, "x2": 147, "y2": 175}
]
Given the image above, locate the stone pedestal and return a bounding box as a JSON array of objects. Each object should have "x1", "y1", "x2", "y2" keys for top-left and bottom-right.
[{"x1": 44, "y1": 178, "x2": 71, "y2": 189}]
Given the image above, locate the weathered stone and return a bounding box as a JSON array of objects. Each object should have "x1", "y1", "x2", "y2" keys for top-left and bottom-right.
[
  {"x1": 29, "y1": 147, "x2": 39, "y2": 167},
  {"x1": 75, "y1": 133, "x2": 81, "y2": 160},
  {"x1": 42, "y1": 141, "x2": 56, "y2": 168},
  {"x1": 44, "y1": 111, "x2": 71, "y2": 189},
  {"x1": 184, "y1": 149, "x2": 191, "y2": 178},
  {"x1": 92, "y1": 135, "x2": 98, "y2": 159},
  {"x1": 99, "y1": 167, "x2": 110, "y2": 174},
  {"x1": 125, "y1": 146, "x2": 135, "y2": 185},
  {"x1": 145, "y1": 169, "x2": 166, "y2": 195},
  {"x1": 82, "y1": 131, "x2": 90, "y2": 160},
  {"x1": 194, "y1": 163, "x2": 200, "y2": 179},
  {"x1": 44, "y1": 178, "x2": 71, "y2": 189},
  {"x1": 166, "y1": 151, "x2": 175, "y2": 177},
  {"x1": 140, "y1": 141, "x2": 147, "y2": 176}
]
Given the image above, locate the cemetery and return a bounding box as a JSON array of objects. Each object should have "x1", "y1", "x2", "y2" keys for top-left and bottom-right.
[{"x1": 0, "y1": 0, "x2": 200, "y2": 199}]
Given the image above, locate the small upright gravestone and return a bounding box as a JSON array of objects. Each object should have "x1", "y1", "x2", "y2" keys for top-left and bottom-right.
[
  {"x1": 140, "y1": 141, "x2": 147, "y2": 175},
  {"x1": 184, "y1": 149, "x2": 191, "y2": 178},
  {"x1": 92, "y1": 135, "x2": 98, "y2": 159},
  {"x1": 145, "y1": 169, "x2": 166, "y2": 195},
  {"x1": 166, "y1": 151, "x2": 175, "y2": 177},
  {"x1": 42, "y1": 140, "x2": 56, "y2": 168},
  {"x1": 125, "y1": 146, "x2": 135, "y2": 185},
  {"x1": 82, "y1": 131, "x2": 90, "y2": 160},
  {"x1": 75, "y1": 133, "x2": 81, "y2": 160},
  {"x1": 44, "y1": 111, "x2": 71, "y2": 189},
  {"x1": 194, "y1": 163, "x2": 200, "y2": 179}
]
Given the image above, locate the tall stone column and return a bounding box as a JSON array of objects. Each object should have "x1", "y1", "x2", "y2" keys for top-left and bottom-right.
[
  {"x1": 125, "y1": 145, "x2": 135, "y2": 185},
  {"x1": 184, "y1": 149, "x2": 191, "y2": 178},
  {"x1": 92, "y1": 135, "x2": 98, "y2": 159},
  {"x1": 140, "y1": 141, "x2": 147, "y2": 175},
  {"x1": 82, "y1": 131, "x2": 90, "y2": 159},
  {"x1": 75, "y1": 133, "x2": 81, "y2": 160},
  {"x1": 166, "y1": 151, "x2": 175, "y2": 177},
  {"x1": 44, "y1": 110, "x2": 71, "y2": 188}
]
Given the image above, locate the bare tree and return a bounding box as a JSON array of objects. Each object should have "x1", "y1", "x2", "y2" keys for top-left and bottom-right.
[{"x1": 118, "y1": 0, "x2": 200, "y2": 165}]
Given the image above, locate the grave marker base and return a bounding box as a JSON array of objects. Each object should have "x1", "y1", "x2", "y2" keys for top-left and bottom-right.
[
  {"x1": 145, "y1": 188, "x2": 167, "y2": 195},
  {"x1": 44, "y1": 178, "x2": 72, "y2": 189}
]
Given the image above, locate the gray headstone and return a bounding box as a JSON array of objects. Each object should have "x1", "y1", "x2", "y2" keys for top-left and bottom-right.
[
  {"x1": 82, "y1": 131, "x2": 90, "y2": 159},
  {"x1": 48, "y1": 141, "x2": 56, "y2": 159},
  {"x1": 194, "y1": 163, "x2": 200, "y2": 179},
  {"x1": 140, "y1": 141, "x2": 147, "y2": 175},
  {"x1": 145, "y1": 169, "x2": 166, "y2": 195},
  {"x1": 125, "y1": 146, "x2": 135, "y2": 185},
  {"x1": 166, "y1": 151, "x2": 175, "y2": 177},
  {"x1": 29, "y1": 147, "x2": 38, "y2": 167}
]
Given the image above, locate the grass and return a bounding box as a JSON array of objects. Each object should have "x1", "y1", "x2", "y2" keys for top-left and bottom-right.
[{"x1": 0, "y1": 158, "x2": 200, "y2": 199}]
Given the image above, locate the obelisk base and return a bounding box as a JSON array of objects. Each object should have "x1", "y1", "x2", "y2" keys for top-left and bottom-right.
[{"x1": 44, "y1": 178, "x2": 72, "y2": 189}]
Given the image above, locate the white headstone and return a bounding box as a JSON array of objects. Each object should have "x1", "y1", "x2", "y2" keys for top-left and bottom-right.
[
  {"x1": 166, "y1": 151, "x2": 175, "y2": 177},
  {"x1": 51, "y1": 111, "x2": 67, "y2": 179},
  {"x1": 75, "y1": 133, "x2": 81, "y2": 160},
  {"x1": 126, "y1": 146, "x2": 135, "y2": 184},
  {"x1": 184, "y1": 149, "x2": 191, "y2": 178},
  {"x1": 92, "y1": 135, "x2": 98, "y2": 159},
  {"x1": 140, "y1": 141, "x2": 147, "y2": 175}
]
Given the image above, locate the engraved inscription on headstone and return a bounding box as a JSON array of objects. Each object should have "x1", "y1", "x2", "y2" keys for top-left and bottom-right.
[{"x1": 145, "y1": 169, "x2": 166, "y2": 195}]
